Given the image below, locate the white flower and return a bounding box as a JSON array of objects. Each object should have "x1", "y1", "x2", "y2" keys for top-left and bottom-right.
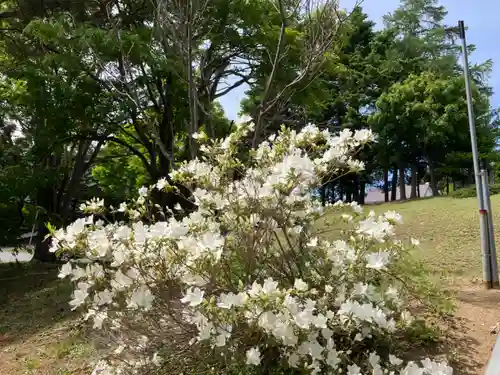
[
  {"x1": 325, "y1": 285, "x2": 333, "y2": 293},
  {"x1": 152, "y1": 352, "x2": 163, "y2": 367},
  {"x1": 117, "y1": 202, "x2": 127, "y2": 212},
  {"x1": 217, "y1": 292, "x2": 247, "y2": 309},
  {"x1": 80, "y1": 198, "x2": 104, "y2": 213},
  {"x1": 58, "y1": 262, "x2": 72, "y2": 279},
  {"x1": 384, "y1": 210, "x2": 403, "y2": 224},
  {"x1": 70, "y1": 266, "x2": 86, "y2": 281},
  {"x1": 262, "y1": 278, "x2": 279, "y2": 294},
  {"x1": 155, "y1": 178, "x2": 168, "y2": 190},
  {"x1": 389, "y1": 354, "x2": 403, "y2": 366},
  {"x1": 128, "y1": 285, "x2": 154, "y2": 310},
  {"x1": 237, "y1": 114, "x2": 252, "y2": 124},
  {"x1": 180, "y1": 287, "x2": 204, "y2": 307},
  {"x1": 307, "y1": 237, "x2": 318, "y2": 247},
  {"x1": 111, "y1": 269, "x2": 133, "y2": 291},
  {"x1": 245, "y1": 347, "x2": 261, "y2": 365},
  {"x1": 92, "y1": 311, "x2": 107, "y2": 329},
  {"x1": 138, "y1": 186, "x2": 148, "y2": 197},
  {"x1": 347, "y1": 363, "x2": 362, "y2": 375},
  {"x1": 94, "y1": 289, "x2": 113, "y2": 306},
  {"x1": 69, "y1": 288, "x2": 89, "y2": 310},
  {"x1": 294, "y1": 278, "x2": 309, "y2": 292},
  {"x1": 248, "y1": 281, "x2": 262, "y2": 297},
  {"x1": 420, "y1": 358, "x2": 453, "y2": 374},
  {"x1": 365, "y1": 251, "x2": 390, "y2": 270},
  {"x1": 411, "y1": 237, "x2": 420, "y2": 246},
  {"x1": 357, "y1": 217, "x2": 394, "y2": 241}
]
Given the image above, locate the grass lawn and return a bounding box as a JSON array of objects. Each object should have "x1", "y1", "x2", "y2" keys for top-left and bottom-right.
[
  {"x1": 317, "y1": 195, "x2": 500, "y2": 374},
  {"x1": 1, "y1": 195, "x2": 500, "y2": 374},
  {"x1": 369, "y1": 195, "x2": 500, "y2": 281}
]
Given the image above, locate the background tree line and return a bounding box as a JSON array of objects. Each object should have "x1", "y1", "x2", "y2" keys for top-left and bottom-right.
[{"x1": 0, "y1": 0, "x2": 498, "y2": 261}]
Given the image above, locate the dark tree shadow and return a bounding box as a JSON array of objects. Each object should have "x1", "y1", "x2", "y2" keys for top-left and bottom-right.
[{"x1": 0, "y1": 260, "x2": 76, "y2": 347}]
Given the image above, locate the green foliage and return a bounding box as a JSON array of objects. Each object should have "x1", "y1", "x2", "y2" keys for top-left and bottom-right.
[{"x1": 449, "y1": 183, "x2": 500, "y2": 199}]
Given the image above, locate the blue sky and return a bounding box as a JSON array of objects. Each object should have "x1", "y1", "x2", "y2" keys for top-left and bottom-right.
[{"x1": 218, "y1": 0, "x2": 500, "y2": 120}]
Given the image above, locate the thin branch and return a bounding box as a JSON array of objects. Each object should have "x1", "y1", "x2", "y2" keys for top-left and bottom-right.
[{"x1": 252, "y1": 0, "x2": 288, "y2": 147}]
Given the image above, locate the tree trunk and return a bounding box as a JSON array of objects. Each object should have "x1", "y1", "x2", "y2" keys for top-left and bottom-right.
[
  {"x1": 353, "y1": 176, "x2": 360, "y2": 203},
  {"x1": 399, "y1": 165, "x2": 407, "y2": 201},
  {"x1": 391, "y1": 167, "x2": 397, "y2": 201},
  {"x1": 446, "y1": 176, "x2": 450, "y2": 195},
  {"x1": 319, "y1": 185, "x2": 326, "y2": 206},
  {"x1": 346, "y1": 189, "x2": 352, "y2": 203},
  {"x1": 410, "y1": 164, "x2": 417, "y2": 199},
  {"x1": 383, "y1": 168, "x2": 389, "y2": 202},
  {"x1": 428, "y1": 162, "x2": 440, "y2": 196},
  {"x1": 468, "y1": 168, "x2": 474, "y2": 185},
  {"x1": 359, "y1": 179, "x2": 366, "y2": 205},
  {"x1": 417, "y1": 183, "x2": 421, "y2": 198}
]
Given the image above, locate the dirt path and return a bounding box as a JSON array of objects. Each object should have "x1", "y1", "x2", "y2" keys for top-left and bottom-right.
[{"x1": 447, "y1": 284, "x2": 500, "y2": 375}]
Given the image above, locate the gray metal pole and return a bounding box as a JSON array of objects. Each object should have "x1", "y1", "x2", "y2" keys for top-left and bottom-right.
[
  {"x1": 459, "y1": 20, "x2": 492, "y2": 288},
  {"x1": 481, "y1": 164, "x2": 499, "y2": 287}
]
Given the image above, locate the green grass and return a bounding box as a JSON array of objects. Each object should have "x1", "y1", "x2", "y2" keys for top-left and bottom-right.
[
  {"x1": 318, "y1": 195, "x2": 500, "y2": 281},
  {"x1": 0, "y1": 261, "x2": 97, "y2": 374}
]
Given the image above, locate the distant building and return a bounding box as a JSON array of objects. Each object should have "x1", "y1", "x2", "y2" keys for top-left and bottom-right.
[{"x1": 365, "y1": 183, "x2": 433, "y2": 204}]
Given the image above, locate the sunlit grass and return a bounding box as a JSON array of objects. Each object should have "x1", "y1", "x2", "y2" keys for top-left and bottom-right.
[{"x1": 318, "y1": 195, "x2": 500, "y2": 281}]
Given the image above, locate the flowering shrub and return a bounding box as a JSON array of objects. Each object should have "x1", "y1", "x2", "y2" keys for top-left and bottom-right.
[{"x1": 51, "y1": 123, "x2": 452, "y2": 375}]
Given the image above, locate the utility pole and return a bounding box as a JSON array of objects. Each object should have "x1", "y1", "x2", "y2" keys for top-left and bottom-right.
[{"x1": 459, "y1": 20, "x2": 499, "y2": 289}]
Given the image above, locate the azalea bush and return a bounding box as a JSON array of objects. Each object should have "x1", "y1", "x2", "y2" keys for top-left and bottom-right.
[{"x1": 50, "y1": 122, "x2": 452, "y2": 375}]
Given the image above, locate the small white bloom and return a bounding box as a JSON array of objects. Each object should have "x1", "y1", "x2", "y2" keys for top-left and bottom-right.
[
  {"x1": 217, "y1": 292, "x2": 247, "y2": 309},
  {"x1": 411, "y1": 237, "x2": 420, "y2": 246},
  {"x1": 294, "y1": 278, "x2": 309, "y2": 292},
  {"x1": 94, "y1": 289, "x2": 113, "y2": 306},
  {"x1": 69, "y1": 289, "x2": 89, "y2": 310},
  {"x1": 128, "y1": 285, "x2": 155, "y2": 310},
  {"x1": 384, "y1": 210, "x2": 403, "y2": 224},
  {"x1": 180, "y1": 287, "x2": 204, "y2": 307},
  {"x1": 389, "y1": 354, "x2": 403, "y2": 366},
  {"x1": 246, "y1": 347, "x2": 261, "y2": 365},
  {"x1": 347, "y1": 363, "x2": 362, "y2": 375},
  {"x1": 58, "y1": 262, "x2": 72, "y2": 279},
  {"x1": 152, "y1": 352, "x2": 163, "y2": 367},
  {"x1": 307, "y1": 237, "x2": 318, "y2": 247},
  {"x1": 138, "y1": 186, "x2": 148, "y2": 197},
  {"x1": 365, "y1": 251, "x2": 390, "y2": 270},
  {"x1": 262, "y1": 277, "x2": 278, "y2": 294},
  {"x1": 325, "y1": 285, "x2": 333, "y2": 293},
  {"x1": 155, "y1": 178, "x2": 168, "y2": 190},
  {"x1": 117, "y1": 202, "x2": 127, "y2": 212}
]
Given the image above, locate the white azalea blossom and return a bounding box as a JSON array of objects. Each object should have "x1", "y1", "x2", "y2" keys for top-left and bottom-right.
[
  {"x1": 246, "y1": 347, "x2": 261, "y2": 365},
  {"x1": 58, "y1": 261, "x2": 72, "y2": 279},
  {"x1": 50, "y1": 124, "x2": 451, "y2": 375},
  {"x1": 181, "y1": 287, "x2": 205, "y2": 307},
  {"x1": 294, "y1": 278, "x2": 309, "y2": 292},
  {"x1": 365, "y1": 251, "x2": 391, "y2": 270}
]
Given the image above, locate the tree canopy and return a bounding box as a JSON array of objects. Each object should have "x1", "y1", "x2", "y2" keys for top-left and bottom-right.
[{"x1": 0, "y1": 0, "x2": 498, "y2": 260}]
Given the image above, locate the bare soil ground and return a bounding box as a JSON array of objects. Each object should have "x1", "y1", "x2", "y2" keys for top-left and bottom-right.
[
  {"x1": 0, "y1": 262, "x2": 96, "y2": 375},
  {"x1": 443, "y1": 283, "x2": 500, "y2": 375}
]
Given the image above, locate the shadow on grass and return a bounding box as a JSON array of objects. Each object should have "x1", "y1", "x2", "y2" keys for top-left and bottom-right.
[{"x1": 0, "y1": 260, "x2": 75, "y2": 347}]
